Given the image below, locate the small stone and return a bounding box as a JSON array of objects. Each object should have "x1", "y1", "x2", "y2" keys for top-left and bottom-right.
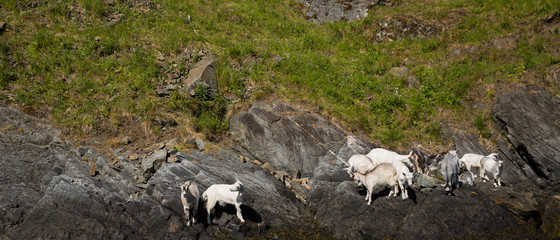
[
  {"x1": 167, "y1": 155, "x2": 178, "y2": 163},
  {"x1": 176, "y1": 152, "x2": 188, "y2": 162},
  {"x1": 261, "y1": 162, "x2": 275, "y2": 173},
  {"x1": 120, "y1": 136, "x2": 131, "y2": 145},
  {"x1": 195, "y1": 138, "x2": 205, "y2": 151},
  {"x1": 251, "y1": 159, "x2": 262, "y2": 165},
  {"x1": 77, "y1": 146, "x2": 88, "y2": 157},
  {"x1": 89, "y1": 163, "x2": 97, "y2": 176},
  {"x1": 165, "y1": 84, "x2": 178, "y2": 91},
  {"x1": 156, "y1": 88, "x2": 170, "y2": 96},
  {"x1": 239, "y1": 156, "x2": 246, "y2": 163},
  {"x1": 275, "y1": 171, "x2": 289, "y2": 183},
  {"x1": 94, "y1": 36, "x2": 101, "y2": 41},
  {"x1": 168, "y1": 148, "x2": 178, "y2": 155},
  {"x1": 165, "y1": 138, "x2": 178, "y2": 150},
  {"x1": 129, "y1": 154, "x2": 139, "y2": 161}
]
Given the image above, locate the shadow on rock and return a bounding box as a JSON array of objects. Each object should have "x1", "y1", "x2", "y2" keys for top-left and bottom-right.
[{"x1": 206, "y1": 203, "x2": 262, "y2": 225}]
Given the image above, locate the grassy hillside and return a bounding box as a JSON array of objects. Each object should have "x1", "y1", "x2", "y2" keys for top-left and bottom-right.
[{"x1": 1, "y1": 0, "x2": 559, "y2": 150}]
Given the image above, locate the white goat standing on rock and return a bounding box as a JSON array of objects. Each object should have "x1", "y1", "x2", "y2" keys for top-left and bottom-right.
[
  {"x1": 180, "y1": 180, "x2": 200, "y2": 227},
  {"x1": 366, "y1": 148, "x2": 414, "y2": 167},
  {"x1": 459, "y1": 153, "x2": 498, "y2": 177},
  {"x1": 350, "y1": 163, "x2": 400, "y2": 205},
  {"x1": 366, "y1": 148, "x2": 414, "y2": 200},
  {"x1": 480, "y1": 156, "x2": 504, "y2": 187},
  {"x1": 441, "y1": 150, "x2": 460, "y2": 196},
  {"x1": 202, "y1": 178, "x2": 245, "y2": 224}
]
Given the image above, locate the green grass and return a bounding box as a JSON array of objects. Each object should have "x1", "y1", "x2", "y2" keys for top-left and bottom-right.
[{"x1": 0, "y1": 0, "x2": 559, "y2": 147}]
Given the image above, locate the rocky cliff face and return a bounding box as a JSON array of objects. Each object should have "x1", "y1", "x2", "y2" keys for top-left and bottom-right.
[
  {"x1": 2, "y1": 86, "x2": 560, "y2": 239},
  {"x1": 0, "y1": 105, "x2": 311, "y2": 239},
  {"x1": 493, "y1": 86, "x2": 560, "y2": 190}
]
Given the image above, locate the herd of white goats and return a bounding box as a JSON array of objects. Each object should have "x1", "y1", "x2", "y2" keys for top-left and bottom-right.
[{"x1": 179, "y1": 148, "x2": 504, "y2": 226}]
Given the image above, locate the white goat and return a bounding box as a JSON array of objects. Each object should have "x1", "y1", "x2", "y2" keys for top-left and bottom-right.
[
  {"x1": 350, "y1": 163, "x2": 399, "y2": 205},
  {"x1": 202, "y1": 178, "x2": 245, "y2": 224},
  {"x1": 392, "y1": 160, "x2": 414, "y2": 200},
  {"x1": 459, "y1": 153, "x2": 498, "y2": 177},
  {"x1": 458, "y1": 167, "x2": 476, "y2": 187},
  {"x1": 347, "y1": 154, "x2": 375, "y2": 175},
  {"x1": 365, "y1": 148, "x2": 414, "y2": 200},
  {"x1": 440, "y1": 150, "x2": 460, "y2": 195},
  {"x1": 480, "y1": 156, "x2": 504, "y2": 187},
  {"x1": 366, "y1": 148, "x2": 414, "y2": 169},
  {"x1": 180, "y1": 181, "x2": 200, "y2": 226}
]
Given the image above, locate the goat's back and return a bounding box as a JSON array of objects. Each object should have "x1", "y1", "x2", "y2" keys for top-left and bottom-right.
[
  {"x1": 348, "y1": 154, "x2": 375, "y2": 174},
  {"x1": 364, "y1": 163, "x2": 398, "y2": 184},
  {"x1": 441, "y1": 152, "x2": 459, "y2": 176},
  {"x1": 460, "y1": 153, "x2": 484, "y2": 166},
  {"x1": 203, "y1": 184, "x2": 243, "y2": 204},
  {"x1": 480, "y1": 157, "x2": 502, "y2": 174}
]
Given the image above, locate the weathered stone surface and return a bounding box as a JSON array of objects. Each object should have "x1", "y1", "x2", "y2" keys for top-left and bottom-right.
[
  {"x1": 147, "y1": 151, "x2": 313, "y2": 231},
  {"x1": 142, "y1": 149, "x2": 168, "y2": 179},
  {"x1": 492, "y1": 86, "x2": 560, "y2": 189},
  {"x1": 416, "y1": 173, "x2": 440, "y2": 189},
  {"x1": 396, "y1": 187, "x2": 518, "y2": 240},
  {"x1": 540, "y1": 195, "x2": 560, "y2": 239},
  {"x1": 298, "y1": 0, "x2": 379, "y2": 23},
  {"x1": 3, "y1": 96, "x2": 560, "y2": 240},
  {"x1": 0, "y1": 105, "x2": 312, "y2": 239},
  {"x1": 195, "y1": 138, "x2": 205, "y2": 151},
  {"x1": 183, "y1": 57, "x2": 217, "y2": 96},
  {"x1": 230, "y1": 101, "x2": 352, "y2": 177}
]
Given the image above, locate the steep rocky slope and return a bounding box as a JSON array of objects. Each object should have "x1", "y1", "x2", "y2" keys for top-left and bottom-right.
[{"x1": 2, "y1": 85, "x2": 560, "y2": 239}]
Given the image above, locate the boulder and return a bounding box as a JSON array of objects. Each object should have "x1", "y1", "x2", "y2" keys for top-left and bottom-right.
[
  {"x1": 183, "y1": 57, "x2": 217, "y2": 96},
  {"x1": 492, "y1": 86, "x2": 560, "y2": 189},
  {"x1": 142, "y1": 149, "x2": 168, "y2": 180},
  {"x1": 230, "y1": 102, "x2": 352, "y2": 176},
  {"x1": 297, "y1": 0, "x2": 378, "y2": 23}
]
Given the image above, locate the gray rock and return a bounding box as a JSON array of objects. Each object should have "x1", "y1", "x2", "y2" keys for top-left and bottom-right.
[
  {"x1": 452, "y1": 130, "x2": 487, "y2": 155},
  {"x1": 395, "y1": 188, "x2": 518, "y2": 240},
  {"x1": 183, "y1": 57, "x2": 217, "y2": 96},
  {"x1": 195, "y1": 138, "x2": 205, "y2": 151},
  {"x1": 416, "y1": 174, "x2": 439, "y2": 189},
  {"x1": 142, "y1": 149, "x2": 168, "y2": 180},
  {"x1": 492, "y1": 86, "x2": 560, "y2": 190},
  {"x1": 147, "y1": 151, "x2": 313, "y2": 230},
  {"x1": 176, "y1": 151, "x2": 188, "y2": 162},
  {"x1": 230, "y1": 101, "x2": 349, "y2": 176},
  {"x1": 297, "y1": 0, "x2": 378, "y2": 23},
  {"x1": 76, "y1": 146, "x2": 88, "y2": 157}
]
